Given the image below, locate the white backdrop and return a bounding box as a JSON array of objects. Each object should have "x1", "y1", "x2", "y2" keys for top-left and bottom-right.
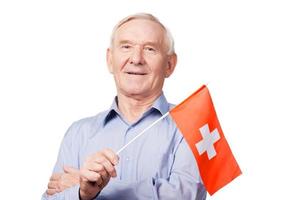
[{"x1": 0, "y1": 0, "x2": 300, "y2": 199}]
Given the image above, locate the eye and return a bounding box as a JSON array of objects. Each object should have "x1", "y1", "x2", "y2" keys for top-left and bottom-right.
[
  {"x1": 144, "y1": 46, "x2": 156, "y2": 53},
  {"x1": 121, "y1": 44, "x2": 131, "y2": 49}
]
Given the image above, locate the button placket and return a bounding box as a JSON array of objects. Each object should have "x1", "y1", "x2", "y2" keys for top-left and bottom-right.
[{"x1": 120, "y1": 125, "x2": 135, "y2": 180}]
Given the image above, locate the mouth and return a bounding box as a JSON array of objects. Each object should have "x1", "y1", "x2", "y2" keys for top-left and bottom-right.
[{"x1": 126, "y1": 72, "x2": 147, "y2": 75}]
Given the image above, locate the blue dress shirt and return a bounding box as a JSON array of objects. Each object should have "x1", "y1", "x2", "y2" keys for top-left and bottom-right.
[{"x1": 42, "y1": 94, "x2": 207, "y2": 200}]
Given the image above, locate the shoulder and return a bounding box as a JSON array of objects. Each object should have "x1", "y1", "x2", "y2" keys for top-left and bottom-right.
[{"x1": 63, "y1": 110, "x2": 108, "y2": 141}]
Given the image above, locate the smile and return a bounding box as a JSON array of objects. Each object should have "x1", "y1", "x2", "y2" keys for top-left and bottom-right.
[{"x1": 126, "y1": 72, "x2": 147, "y2": 75}]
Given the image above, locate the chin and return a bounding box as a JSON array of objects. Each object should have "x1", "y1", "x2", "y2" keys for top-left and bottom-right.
[{"x1": 123, "y1": 88, "x2": 149, "y2": 97}]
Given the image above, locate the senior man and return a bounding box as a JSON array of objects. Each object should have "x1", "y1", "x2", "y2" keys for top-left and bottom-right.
[{"x1": 42, "y1": 13, "x2": 207, "y2": 200}]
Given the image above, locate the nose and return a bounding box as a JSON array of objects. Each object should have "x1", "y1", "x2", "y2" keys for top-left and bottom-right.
[{"x1": 130, "y1": 46, "x2": 145, "y2": 65}]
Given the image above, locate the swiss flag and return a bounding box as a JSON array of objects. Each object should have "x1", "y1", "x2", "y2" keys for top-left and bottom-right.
[{"x1": 170, "y1": 85, "x2": 242, "y2": 195}]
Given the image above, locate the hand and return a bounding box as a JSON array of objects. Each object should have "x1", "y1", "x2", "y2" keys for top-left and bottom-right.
[
  {"x1": 46, "y1": 166, "x2": 80, "y2": 195},
  {"x1": 79, "y1": 148, "x2": 119, "y2": 200}
]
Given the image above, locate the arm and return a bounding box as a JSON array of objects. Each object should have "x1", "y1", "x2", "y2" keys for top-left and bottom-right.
[
  {"x1": 97, "y1": 138, "x2": 207, "y2": 200},
  {"x1": 42, "y1": 122, "x2": 83, "y2": 200},
  {"x1": 42, "y1": 127, "x2": 119, "y2": 200}
]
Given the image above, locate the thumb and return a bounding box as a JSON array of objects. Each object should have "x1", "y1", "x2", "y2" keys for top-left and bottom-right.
[{"x1": 63, "y1": 166, "x2": 80, "y2": 175}]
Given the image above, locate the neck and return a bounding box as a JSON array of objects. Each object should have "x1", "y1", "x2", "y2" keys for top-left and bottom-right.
[{"x1": 117, "y1": 91, "x2": 162, "y2": 123}]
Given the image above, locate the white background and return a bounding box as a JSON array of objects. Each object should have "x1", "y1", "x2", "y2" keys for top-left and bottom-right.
[{"x1": 0, "y1": 0, "x2": 300, "y2": 199}]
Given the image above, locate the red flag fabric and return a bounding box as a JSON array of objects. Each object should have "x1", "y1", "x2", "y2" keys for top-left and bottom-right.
[{"x1": 170, "y1": 85, "x2": 241, "y2": 195}]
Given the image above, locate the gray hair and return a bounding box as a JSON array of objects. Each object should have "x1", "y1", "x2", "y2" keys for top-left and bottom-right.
[{"x1": 110, "y1": 13, "x2": 175, "y2": 55}]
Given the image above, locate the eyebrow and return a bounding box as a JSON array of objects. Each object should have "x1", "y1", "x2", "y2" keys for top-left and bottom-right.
[
  {"x1": 118, "y1": 40, "x2": 133, "y2": 44},
  {"x1": 118, "y1": 40, "x2": 161, "y2": 48}
]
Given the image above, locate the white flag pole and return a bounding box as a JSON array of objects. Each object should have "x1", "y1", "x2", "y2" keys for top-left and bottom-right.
[{"x1": 116, "y1": 111, "x2": 170, "y2": 155}]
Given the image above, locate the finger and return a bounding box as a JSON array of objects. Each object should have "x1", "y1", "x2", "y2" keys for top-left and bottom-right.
[
  {"x1": 90, "y1": 158, "x2": 117, "y2": 178},
  {"x1": 99, "y1": 159, "x2": 117, "y2": 177},
  {"x1": 98, "y1": 165, "x2": 110, "y2": 181},
  {"x1": 92, "y1": 155, "x2": 117, "y2": 177},
  {"x1": 46, "y1": 188, "x2": 57, "y2": 196},
  {"x1": 59, "y1": 174, "x2": 79, "y2": 190},
  {"x1": 80, "y1": 168, "x2": 101, "y2": 182},
  {"x1": 50, "y1": 173, "x2": 62, "y2": 181},
  {"x1": 86, "y1": 160, "x2": 115, "y2": 176},
  {"x1": 47, "y1": 181, "x2": 58, "y2": 190},
  {"x1": 86, "y1": 161, "x2": 105, "y2": 172},
  {"x1": 101, "y1": 149, "x2": 119, "y2": 165},
  {"x1": 63, "y1": 166, "x2": 80, "y2": 175}
]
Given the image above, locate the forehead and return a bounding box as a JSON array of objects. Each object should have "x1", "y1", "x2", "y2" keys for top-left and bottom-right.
[{"x1": 114, "y1": 19, "x2": 166, "y2": 45}]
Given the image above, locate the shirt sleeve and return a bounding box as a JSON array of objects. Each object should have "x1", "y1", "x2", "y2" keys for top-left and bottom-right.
[
  {"x1": 97, "y1": 138, "x2": 207, "y2": 200},
  {"x1": 41, "y1": 122, "x2": 82, "y2": 200},
  {"x1": 41, "y1": 185, "x2": 80, "y2": 200},
  {"x1": 53, "y1": 122, "x2": 82, "y2": 173}
]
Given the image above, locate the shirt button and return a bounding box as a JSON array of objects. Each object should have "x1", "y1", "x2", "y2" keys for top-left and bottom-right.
[{"x1": 126, "y1": 156, "x2": 130, "y2": 161}]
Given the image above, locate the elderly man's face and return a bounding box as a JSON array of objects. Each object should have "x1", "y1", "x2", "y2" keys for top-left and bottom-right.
[{"x1": 107, "y1": 19, "x2": 176, "y2": 99}]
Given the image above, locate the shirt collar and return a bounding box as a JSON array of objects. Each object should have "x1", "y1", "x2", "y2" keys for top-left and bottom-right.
[
  {"x1": 151, "y1": 93, "x2": 170, "y2": 115},
  {"x1": 102, "y1": 93, "x2": 170, "y2": 127}
]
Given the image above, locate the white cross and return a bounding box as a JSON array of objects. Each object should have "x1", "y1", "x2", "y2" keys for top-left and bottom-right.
[{"x1": 195, "y1": 124, "x2": 220, "y2": 160}]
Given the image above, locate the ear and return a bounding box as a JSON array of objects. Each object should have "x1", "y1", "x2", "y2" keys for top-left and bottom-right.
[
  {"x1": 165, "y1": 53, "x2": 177, "y2": 78},
  {"x1": 106, "y1": 48, "x2": 113, "y2": 73}
]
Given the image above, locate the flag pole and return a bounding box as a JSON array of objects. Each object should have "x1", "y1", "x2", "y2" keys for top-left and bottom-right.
[
  {"x1": 117, "y1": 84, "x2": 209, "y2": 155},
  {"x1": 116, "y1": 112, "x2": 170, "y2": 155}
]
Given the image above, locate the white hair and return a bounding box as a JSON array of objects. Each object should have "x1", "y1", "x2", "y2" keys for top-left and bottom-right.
[{"x1": 110, "y1": 13, "x2": 175, "y2": 55}]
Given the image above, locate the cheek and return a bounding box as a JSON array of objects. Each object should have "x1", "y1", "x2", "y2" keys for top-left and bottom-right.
[
  {"x1": 151, "y1": 61, "x2": 168, "y2": 77},
  {"x1": 112, "y1": 54, "x2": 129, "y2": 72},
  {"x1": 149, "y1": 67, "x2": 167, "y2": 86}
]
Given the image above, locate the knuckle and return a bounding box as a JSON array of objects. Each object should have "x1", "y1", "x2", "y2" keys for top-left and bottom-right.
[
  {"x1": 108, "y1": 167, "x2": 114, "y2": 174},
  {"x1": 98, "y1": 164, "x2": 104, "y2": 171}
]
